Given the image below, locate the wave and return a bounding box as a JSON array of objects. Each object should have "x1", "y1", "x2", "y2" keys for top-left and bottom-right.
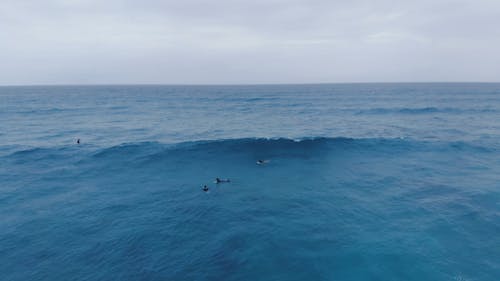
[
  {"x1": 2, "y1": 137, "x2": 497, "y2": 165},
  {"x1": 355, "y1": 107, "x2": 498, "y2": 115}
]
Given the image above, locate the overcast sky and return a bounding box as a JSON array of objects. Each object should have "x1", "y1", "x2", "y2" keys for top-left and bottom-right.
[{"x1": 1, "y1": 0, "x2": 499, "y2": 85}]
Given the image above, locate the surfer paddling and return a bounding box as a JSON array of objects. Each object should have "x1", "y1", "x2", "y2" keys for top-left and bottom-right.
[{"x1": 215, "y1": 178, "x2": 230, "y2": 184}]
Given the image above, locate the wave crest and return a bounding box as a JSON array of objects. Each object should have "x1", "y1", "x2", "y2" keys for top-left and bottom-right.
[{"x1": 1, "y1": 137, "x2": 497, "y2": 165}]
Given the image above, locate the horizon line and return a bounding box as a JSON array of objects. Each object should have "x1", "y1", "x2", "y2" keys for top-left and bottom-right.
[{"x1": 1, "y1": 81, "x2": 500, "y2": 87}]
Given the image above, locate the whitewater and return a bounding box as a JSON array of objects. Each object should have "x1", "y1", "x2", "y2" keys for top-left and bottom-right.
[{"x1": 1, "y1": 83, "x2": 499, "y2": 280}]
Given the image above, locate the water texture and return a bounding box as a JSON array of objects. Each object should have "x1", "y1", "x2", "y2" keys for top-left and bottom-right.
[{"x1": 0, "y1": 84, "x2": 499, "y2": 281}]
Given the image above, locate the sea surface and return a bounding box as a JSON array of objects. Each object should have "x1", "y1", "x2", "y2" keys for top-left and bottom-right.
[{"x1": 1, "y1": 83, "x2": 499, "y2": 281}]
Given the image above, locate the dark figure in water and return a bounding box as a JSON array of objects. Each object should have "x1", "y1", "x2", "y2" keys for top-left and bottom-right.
[
  {"x1": 257, "y1": 159, "x2": 269, "y2": 165},
  {"x1": 77, "y1": 139, "x2": 80, "y2": 144},
  {"x1": 203, "y1": 185, "x2": 209, "y2": 192},
  {"x1": 215, "y1": 178, "x2": 230, "y2": 184}
]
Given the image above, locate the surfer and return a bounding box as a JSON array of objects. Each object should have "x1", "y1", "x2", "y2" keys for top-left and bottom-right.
[
  {"x1": 256, "y1": 159, "x2": 269, "y2": 165},
  {"x1": 202, "y1": 185, "x2": 209, "y2": 192},
  {"x1": 215, "y1": 178, "x2": 230, "y2": 184}
]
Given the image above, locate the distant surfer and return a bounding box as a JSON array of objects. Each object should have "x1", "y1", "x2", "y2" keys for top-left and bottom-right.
[
  {"x1": 202, "y1": 185, "x2": 209, "y2": 192},
  {"x1": 77, "y1": 138, "x2": 80, "y2": 144},
  {"x1": 256, "y1": 159, "x2": 269, "y2": 165},
  {"x1": 215, "y1": 178, "x2": 230, "y2": 184}
]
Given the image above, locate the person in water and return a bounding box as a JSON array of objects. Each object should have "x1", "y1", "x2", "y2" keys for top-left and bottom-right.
[
  {"x1": 203, "y1": 185, "x2": 209, "y2": 192},
  {"x1": 215, "y1": 178, "x2": 230, "y2": 184},
  {"x1": 256, "y1": 159, "x2": 269, "y2": 165},
  {"x1": 77, "y1": 138, "x2": 80, "y2": 144}
]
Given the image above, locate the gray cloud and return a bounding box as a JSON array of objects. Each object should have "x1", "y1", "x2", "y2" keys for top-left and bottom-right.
[{"x1": 1, "y1": 0, "x2": 499, "y2": 85}]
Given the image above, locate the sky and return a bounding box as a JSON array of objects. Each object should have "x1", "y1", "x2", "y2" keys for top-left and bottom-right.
[{"x1": 1, "y1": 0, "x2": 499, "y2": 85}]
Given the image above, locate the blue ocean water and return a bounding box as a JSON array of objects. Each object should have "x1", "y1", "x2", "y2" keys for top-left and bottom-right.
[{"x1": 0, "y1": 83, "x2": 499, "y2": 280}]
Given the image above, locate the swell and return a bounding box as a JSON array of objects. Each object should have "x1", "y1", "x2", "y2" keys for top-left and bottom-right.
[
  {"x1": 1, "y1": 137, "x2": 497, "y2": 165},
  {"x1": 355, "y1": 107, "x2": 498, "y2": 115}
]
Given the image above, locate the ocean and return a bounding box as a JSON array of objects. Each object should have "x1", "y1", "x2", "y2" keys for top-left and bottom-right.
[{"x1": 1, "y1": 83, "x2": 499, "y2": 280}]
